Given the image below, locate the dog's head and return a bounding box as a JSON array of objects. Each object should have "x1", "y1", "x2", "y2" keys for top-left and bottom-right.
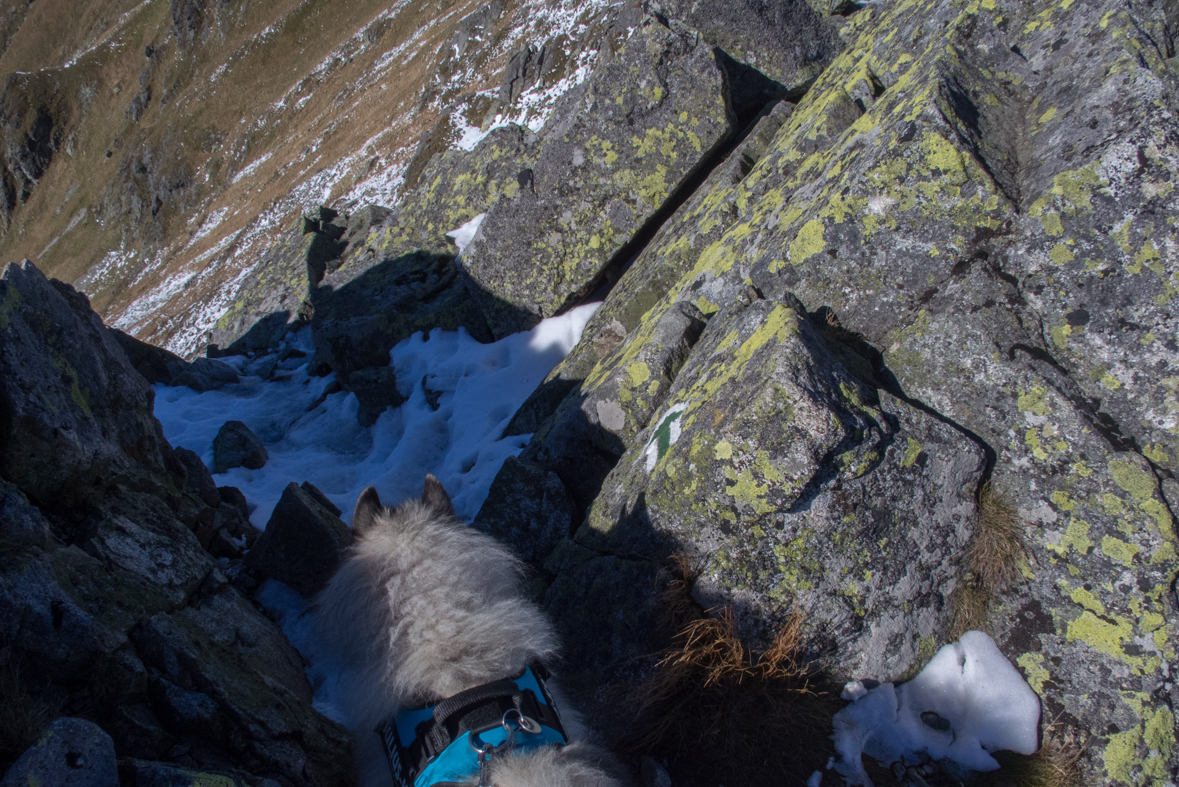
[{"x1": 350, "y1": 474, "x2": 456, "y2": 538}]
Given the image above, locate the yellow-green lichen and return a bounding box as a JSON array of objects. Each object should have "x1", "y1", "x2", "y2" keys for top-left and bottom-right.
[
  {"x1": 1016, "y1": 651, "x2": 1051, "y2": 695},
  {"x1": 901, "y1": 437, "x2": 923, "y2": 468},
  {"x1": 788, "y1": 219, "x2": 826, "y2": 265},
  {"x1": 1101, "y1": 535, "x2": 1140, "y2": 566}
]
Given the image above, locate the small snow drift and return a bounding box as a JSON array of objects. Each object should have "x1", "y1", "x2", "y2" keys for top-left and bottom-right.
[
  {"x1": 831, "y1": 630, "x2": 1040, "y2": 786},
  {"x1": 445, "y1": 212, "x2": 486, "y2": 259}
]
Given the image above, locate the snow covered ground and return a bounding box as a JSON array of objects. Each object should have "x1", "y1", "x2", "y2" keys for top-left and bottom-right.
[{"x1": 154, "y1": 303, "x2": 599, "y2": 528}]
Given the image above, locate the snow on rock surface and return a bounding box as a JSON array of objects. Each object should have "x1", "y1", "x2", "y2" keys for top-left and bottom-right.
[
  {"x1": 831, "y1": 631, "x2": 1041, "y2": 786},
  {"x1": 445, "y1": 212, "x2": 486, "y2": 259},
  {"x1": 153, "y1": 303, "x2": 600, "y2": 528}
]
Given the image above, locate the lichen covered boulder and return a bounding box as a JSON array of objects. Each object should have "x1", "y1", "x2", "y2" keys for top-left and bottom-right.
[
  {"x1": 461, "y1": 15, "x2": 736, "y2": 337},
  {"x1": 575, "y1": 295, "x2": 986, "y2": 678}
]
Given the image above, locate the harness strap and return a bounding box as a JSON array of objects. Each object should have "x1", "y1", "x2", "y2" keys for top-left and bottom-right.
[{"x1": 378, "y1": 663, "x2": 568, "y2": 787}]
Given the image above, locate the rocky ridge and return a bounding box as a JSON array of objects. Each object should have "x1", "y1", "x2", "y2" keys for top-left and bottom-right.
[{"x1": 2, "y1": 0, "x2": 1178, "y2": 785}]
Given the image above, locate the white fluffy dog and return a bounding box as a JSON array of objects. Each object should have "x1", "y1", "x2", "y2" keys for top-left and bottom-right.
[{"x1": 314, "y1": 476, "x2": 627, "y2": 787}]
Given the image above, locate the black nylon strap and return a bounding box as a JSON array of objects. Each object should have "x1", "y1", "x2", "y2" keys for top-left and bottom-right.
[{"x1": 399, "y1": 664, "x2": 568, "y2": 784}]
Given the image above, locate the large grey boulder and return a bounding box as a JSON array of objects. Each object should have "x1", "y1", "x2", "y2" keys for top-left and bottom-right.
[
  {"x1": 492, "y1": 0, "x2": 1179, "y2": 782},
  {"x1": 562, "y1": 296, "x2": 985, "y2": 678},
  {"x1": 460, "y1": 15, "x2": 736, "y2": 338},
  {"x1": 0, "y1": 717, "x2": 118, "y2": 787}
]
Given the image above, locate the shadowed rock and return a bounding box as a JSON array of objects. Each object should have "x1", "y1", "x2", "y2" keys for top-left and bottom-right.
[
  {"x1": 212, "y1": 420, "x2": 267, "y2": 474},
  {"x1": 244, "y1": 482, "x2": 352, "y2": 597},
  {"x1": 0, "y1": 717, "x2": 118, "y2": 787}
]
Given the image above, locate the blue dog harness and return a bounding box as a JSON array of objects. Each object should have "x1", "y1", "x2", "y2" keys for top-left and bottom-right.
[{"x1": 376, "y1": 663, "x2": 568, "y2": 787}]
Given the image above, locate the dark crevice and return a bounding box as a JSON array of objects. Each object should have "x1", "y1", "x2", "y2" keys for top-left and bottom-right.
[
  {"x1": 830, "y1": 0, "x2": 868, "y2": 17},
  {"x1": 935, "y1": 87, "x2": 1022, "y2": 212},
  {"x1": 557, "y1": 65, "x2": 798, "y2": 315},
  {"x1": 1123, "y1": 2, "x2": 1171, "y2": 66},
  {"x1": 1007, "y1": 343, "x2": 1142, "y2": 455}
]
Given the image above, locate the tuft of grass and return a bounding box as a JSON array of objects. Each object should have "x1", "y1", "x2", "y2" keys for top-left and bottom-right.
[
  {"x1": 952, "y1": 482, "x2": 1026, "y2": 637},
  {"x1": 624, "y1": 558, "x2": 840, "y2": 787},
  {"x1": 977, "y1": 722, "x2": 1088, "y2": 787},
  {"x1": 0, "y1": 661, "x2": 61, "y2": 773},
  {"x1": 970, "y1": 482, "x2": 1025, "y2": 594}
]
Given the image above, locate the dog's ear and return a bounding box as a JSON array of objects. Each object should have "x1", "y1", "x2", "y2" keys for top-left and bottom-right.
[
  {"x1": 422, "y1": 474, "x2": 455, "y2": 517},
  {"x1": 352, "y1": 486, "x2": 382, "y2": 536}
]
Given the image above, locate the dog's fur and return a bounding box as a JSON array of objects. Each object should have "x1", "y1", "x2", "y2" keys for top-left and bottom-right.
[{"x1": 314, "y1": 477, "x2": 627, "y2": 787}]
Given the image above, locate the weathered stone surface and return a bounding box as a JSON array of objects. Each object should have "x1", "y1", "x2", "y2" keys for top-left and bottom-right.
[
  {"x1": 208, "y1": 221, "x2": 344, "y2": 355},
  {"x1": 309, "y1": 250, "x2": 492, "y2": 381},
  {"x1": 174, "y1": 446, "x2": 221, "y2": 508},
  {"x1": 0, "y1": 479, "x2": 50, "y2": 552},
  {"x1": 0, "y1": 717, "x2": 118, "y2": 787},
  {"x1": 212, "y1": 420, "x2": 267, "y2": 474},
  {"x1": 169, "y1": 358, "x2": 240, "y2": 392},
  {"x1": 461, "y1": 15, "x2": 736, "y2": 337},
  {"x1": 650, "y1": 0, "x2": 841, "y2": 101},
  {"x1": 217, "y1": 486, "x2": 250, "y2": 519},
  {"x1": 574, "y1": 298, "x2": 985, "y2": 677},
  {"x1": 473, "y1": 456, "x2": 574, "y2": 564},
  {"x1": 505, "y1": 0, "x2": 1179, "y2": 781},
  {"x1": 347, "y1": 365, "x2": 406, "y2": 426},
  {"x1": 0, "y1": 262, "x2": 352, "y2": 784},
  {"x1": 504, "y1": 100, "x2": 795, "y2": 439},
  {"x1": 131, "y1": 573, "x2": 354, "y2": 785},
  {"x1": 304, "y1": 125, "x2": 541, "y2": 379},
  {"x1": 542, "y1": 538, "x2": 663, "y2": 678},
  {"x1": 111, "y1": 327, "x2": 189, "y2": 386},
  {"x1": 0, "y1": 260, "x2": 183, "y2": 511},
  {"x1": 244, "y1": 482, "x2": 352, "y2": 597}
]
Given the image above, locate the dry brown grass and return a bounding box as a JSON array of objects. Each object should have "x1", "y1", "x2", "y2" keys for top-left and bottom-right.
[
  {"x1": 970, "y1": 482, "x2": 1025, "y2": 594},
  {"x1": 952, "y1": 483, "x2": 1027, "y2": 638},
  {"x1": 977, "y1": 722, "x2": 1088, "y2": 787},
  {"x1": 624, "y1": 557, "x2": 840, "y2": 787}
]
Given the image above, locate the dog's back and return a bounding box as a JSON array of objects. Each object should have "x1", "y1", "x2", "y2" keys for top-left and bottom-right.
[{"x1": 314, "y1": 478, "x2": 626, "y2": 787}]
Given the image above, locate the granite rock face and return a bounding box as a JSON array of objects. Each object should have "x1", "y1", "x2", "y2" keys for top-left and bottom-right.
[
  {"x1": 0, "y1": 261, "x2": 353, "y2": 784},
  {"x1": 0, "y1": 260, "x2": 183, "y2": 512},
  {"x1": 460, "y1": 15, "x2": 736, "y2": 338}
]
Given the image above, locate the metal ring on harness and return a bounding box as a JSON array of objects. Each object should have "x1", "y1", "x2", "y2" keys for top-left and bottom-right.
[{"x1": 469, "y1": 711, "x2": 543, "y2": 787}]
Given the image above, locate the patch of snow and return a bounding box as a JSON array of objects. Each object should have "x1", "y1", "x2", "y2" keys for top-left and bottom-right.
[
  {"x1": 231, "y1": 153, "x2": 273, "y2": 185},
  {"x1": 153, "y1": 303, "x2": 600, "y2": 529},
  {"x1": 38, "y1": 209, "x2": 87, "y2": 259},
  {"x1": 831, "y1": 631, "x2": 1041, "y2": 786},
  {"x1": 188, "y1": 208, "x2": 231, "y2": 247},
  {"x1": 445, "y1": 212, "x2": 485, "y2": 258}
]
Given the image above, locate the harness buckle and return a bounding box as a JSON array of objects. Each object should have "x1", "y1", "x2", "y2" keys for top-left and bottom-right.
[{"x1": 468, "y1": 710, "x2": 543, "y2": 787}]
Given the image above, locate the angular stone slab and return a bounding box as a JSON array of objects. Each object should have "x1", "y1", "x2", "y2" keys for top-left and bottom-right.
[
  {"x1": 461, "y1": 16, "x2": 735, "y2": 338},
  {"x1": 573, "y1": 297, "x2": 985, "y2": 678},
  {"x1": 244, "y1": 482, "x2": 352, "y2": 597}
]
